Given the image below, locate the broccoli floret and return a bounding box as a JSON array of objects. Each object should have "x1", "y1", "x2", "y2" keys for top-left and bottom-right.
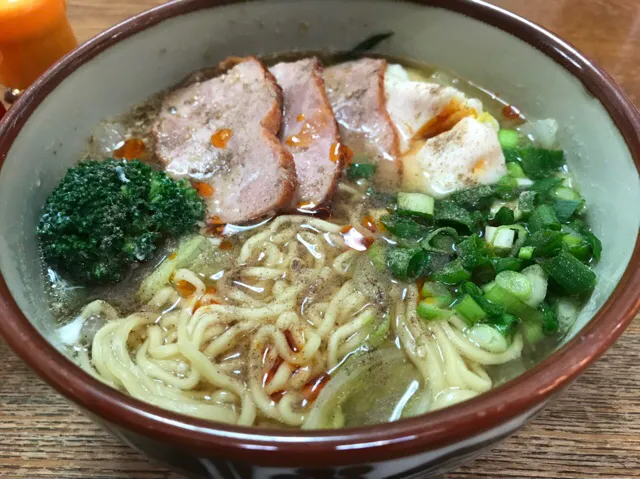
[{"x1": 37, "y1": 159, "x2": 205, "y2": 284}]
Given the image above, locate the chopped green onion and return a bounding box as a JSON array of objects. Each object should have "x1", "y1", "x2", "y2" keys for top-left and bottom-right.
[
  {"x1": 541, "y1": 301, "x2": 559, "y2": 335},
  {"x1": 365, "y1": 314, "x2": 391, "y2": 350},
  {"x1": 492, "y1": 206, "x2": 515, "y2": 226},
  {"x1": 515, "y1": 178, "x2": 534, "y2": 188},
  {"x1": 506, "y1": 162, "x2": 526, "y2": 178},
  {"x1": 455, "y1": 295, "x2": 487, "y2": 325},
  {"x1": 484, "y1": 284, "x2": 542, "y2": 322},
  {"x1": 584, "y1": 230, "x2": 602, "y2": 261},
  {"x1": 467, "y1": 324, "x2": 509, "y2": 352},
  {"x1": 434, "y1": 200, "x2": 476, "y2": 231},
  {"x1": 380, "y1": 214, "x2": 427, "y2": 239},
  {"x1": 498, "y1": 129, "x2": 520, "y2": 149},
  {"x1": 551, "y1": 186, "x2": 582, "y2": 201},
  {"x1": 456, "y1": 234, "x2": 489, "y2": 270},
  {"x1": 489, "y1": 312, "x2": 519, "y2": 337},
  {"x1": 417, "y1": 301, "x2": 453, "y2": 320},
  {"x1": 541, "y1": 251, "x2": 596, "y2": 294},
  {"x1": 568, "y1": 220, "x2": 602, "y2": 261},
  {"x1": 521, "y1": 319, "x2": 544, "y2": 345},
  {"x1": 386, "y1": 247, "x2": 427, "y2": 280},
  {"x1": 553, "y1": 199, "x2": 582, "y2": 222},
  {"x1": 368, "y1": 241, "x2": 387, "y2": 271},
  {"x1": 460, "y1": 281, "x2": 505, "y2": 317},
  {"x1": 421, "y1": 281, "x2": 451, "y2": 298},
  {"x1": 421, "y1": 227, "x2": 459, "y2": 254},
  {"x1": 347, "y1": 162, "x2": 376, "y2": 180},
  {"x1": 517, "y1": 191, "x2": 537, "y2": 218},
  {"x1": 491, "y1": 256, "x2": 523, "y2": 273},
  {"x1": 397, "y1": 192, "x2": 435, "y2": 218},
  {"x1": 494, "y1": 175, "x2": 519, "y2": 200},
  {"x1": 555, "y1": 297, "x2": 580, "y2": 335},
  {"x1": 528, "y1": 204, "x2": 561, "y2": 233},
  {"x1": 492, "y1": 227, "x2": 516, "y2": 250},
  {"x1": 524, "y1": 229, "x2": 564, "y2": 257},
  {"x1": 420, "y1": 283, "x2": 453, "y2": 308},
  {"x1": 518, "y1": 246, "x2": 534, "y2": 260},
  {"x1": 562, "y1": 234, "x2": 591, "y2": 261},
  {"x1": 450, "y1": 185, "x2": 495, "y2": 209},
  {"x1": 518, "y1": 148, "x2": 565, "y2": 179},
  {"x1": 532, "y1": 177, "x2": 564, "y2": 198},
  {"x1": 521, "y1": 264, "x2": 548, "y2": 308},
  {"x1": 502, "y1": 148, "x2": 522, "y2": 163},
  {"x1": 495, "y1": 271, "x2": 532, "y2": 301},
  {"x1": 431, "y1": 258, "x2": 472, "y2": 285},
  {"x1": 422, "y1": 252, "x2": 453, "y2": 276}
]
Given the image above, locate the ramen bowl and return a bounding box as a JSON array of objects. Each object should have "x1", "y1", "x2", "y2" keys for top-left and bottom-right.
[{"x1": 1, "y1": 0, "x2": 639, "y2": 477}]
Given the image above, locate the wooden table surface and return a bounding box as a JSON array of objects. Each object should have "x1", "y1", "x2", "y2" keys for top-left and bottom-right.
[{"x1": 1, "y1": 0, "x2": 639, "y2": 478}]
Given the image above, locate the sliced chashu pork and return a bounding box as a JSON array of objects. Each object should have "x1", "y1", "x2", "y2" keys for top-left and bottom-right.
[
  {"x1": 324, "y1": 58, "x2": 401, "y2": 188},
  {"x1": 270, "y1": 58, "x2": 343, "y2": 209},
  {"x1": 153, "y1": 57, "x2": 296, "y2": 224},
  {"x1": 384, "y1": 64, "x2": 481, "y2": 153},
  {"x1": 403, "y1": 116, "x2": 506, "y2": 198}
]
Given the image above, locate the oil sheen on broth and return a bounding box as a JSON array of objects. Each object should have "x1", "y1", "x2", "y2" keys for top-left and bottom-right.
[{"x1": 42, "y1": 53, "x2": 600, "y2": 429}]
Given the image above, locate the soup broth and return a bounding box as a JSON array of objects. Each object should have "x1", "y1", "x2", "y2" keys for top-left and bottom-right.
[{"x1": 42, "y1": 53, "x2": 599, "y2": 429}]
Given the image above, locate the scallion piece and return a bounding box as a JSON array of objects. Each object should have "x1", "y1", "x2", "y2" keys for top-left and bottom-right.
[
  {"x1": 484, "y1": 284, "x2": 542, "y2": 322},
  {"x1": 417, "y1": 301, "x2": 453, "y2": 320},
  {"x1": 456, "y1": 234, "x2": 489, "y2": 270},
  {"x1": 551, "y1": 186, "x2": 582, "y2": 202},
  {"x1": 532, "y1": 177, "x2": 564, "y2": 198},
  {"x1": 528, "y1": 204, "x2": 561, "y2": 233},
  {"x1": 421, "y1": 281, "x2": 451, "y2": 298},
  {"x1": 518, "y1": 148, "x2": 565, "y2": 179},
  {"x1": 397, "y1": 192, "x2": 435, "y2": 218},
  {"x1": 521, "y1": 319, "x2": 544, "y2": 345},
  {"x1": 495, "y1": 271, "x2": 533, "y2": 301},
  {"x1": 541, "y1": 251, "x2": 596, "y2": 294},
  {"x1": 492, "y1": 206, "x2": 515, "y2": 226},
  {"x1": 454, "y1": 295, "x2": 487, "y2": 325},
  {"x1": 553, "y1": 199, "x2": 582, "y2": 223},
  {"x1": 347, "y1": 162, "x2": 376, "y2": 180},
  {"x1": 494, "y1": 175, "x2": 519, "y2": 200},
  {"x1": 541, "y1": 301, "x2": 559, "y2": 335},
  {"x1": 421, "y1": 227, "x2": 459, "y2": 254},
  {"x1": 518, "y1": 246, "x2": 535, "y2": 260},
  {"x1": 562, "y1": 234, "x2": 591, "y2": 261},
  {"x1": 434, "y1": 200, "x2": 476, "y2": 231},
  {"x1": 498, "y1": 129, "x2": 520, "y2": 149},
  {"x1": 386, "y1": 247, "x2": 427, "y2": 280},
  {"x1": 431, "y1": 258, "x2": 472, "y2": 285},
  {"x1": 524, "y1": 229, "x2": 564, "y2": 257},
  {"x1": 368, "y1": 241, "x2": 387, "y2": 271},
  {"x1": 491, "y1": 256, "x2": 523, "y2": 273},
  {"x1": 506, "y1": 162, "x2": 526, "y2": 178},
  {"x1": 380, "y1": 214, "x2": 427, "y2": 239},
  {"x1": 450, "y1": 185, "x2": 495, "y2": 209},
  {"x1": 489, "y1": 312, "x2": 519, "y2": 337},
  {"x1": 517, "y1": 191, "x2": 537, "y2": 218},
  {"x1": 460, "y1": 281, "x2": 505, "y2": 317}
]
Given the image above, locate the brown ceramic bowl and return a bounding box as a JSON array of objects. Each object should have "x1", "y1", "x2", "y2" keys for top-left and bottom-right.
[{"x1": 1, "y1": 1, "x2": 639, "y2": 478}]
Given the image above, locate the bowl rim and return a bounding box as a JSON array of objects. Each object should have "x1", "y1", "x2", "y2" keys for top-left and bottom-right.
[{"x1": 1, "y1": 0, "x2": 639, "y2": 468}]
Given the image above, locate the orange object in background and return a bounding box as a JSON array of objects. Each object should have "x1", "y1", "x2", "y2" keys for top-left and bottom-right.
[{"x1": 0, "y1": 0, "x2": 77, "y2": 90}]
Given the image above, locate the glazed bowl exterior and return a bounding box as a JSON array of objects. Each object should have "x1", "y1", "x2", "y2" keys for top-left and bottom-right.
[{"x1": 1, "y1": 1, "x2": 639, "y2": 478}]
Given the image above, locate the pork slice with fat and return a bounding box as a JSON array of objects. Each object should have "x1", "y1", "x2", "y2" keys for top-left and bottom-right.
[
  {"x1": 323, "y1": 58, "x2": 402, "y2": 188},
  {"x1": 270, "y1": 58, "x2": 343, "y2": 209},
  {"x1": 153, "y1": 57, "x2": 296, "y2": 224}
]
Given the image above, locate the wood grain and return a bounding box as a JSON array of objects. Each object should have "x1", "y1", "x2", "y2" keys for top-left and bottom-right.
[{"x1": 1, "y1": 1, "x2": 639, "y2": 478}]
